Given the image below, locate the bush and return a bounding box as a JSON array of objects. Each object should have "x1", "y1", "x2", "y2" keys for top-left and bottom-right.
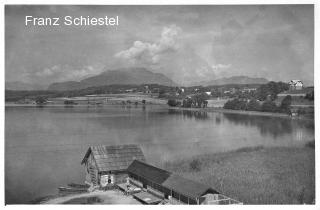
[
  {"x1": 223, "y1": 99, "x2": 247, "y2": 110},
  {"x1": 280, "y1": 95, "x2": 292, "y2": 113},
  {"x1": 189, "y1": 159, "x2": 202, "y2": 172},
  {"x1": 167, "y1": 99, "x2": 179, "y2": 107},
  {"x1": 64, "y1": 100, "x2": 76, "y2": 105}
]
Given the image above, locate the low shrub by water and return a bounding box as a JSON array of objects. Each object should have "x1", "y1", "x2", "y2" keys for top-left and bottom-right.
[
  {"x1": 305, "y1": 141, "x2": 315, "y2": 148},
  {"x1": 189, "y1": 159, "x2": 202, "y2": 172}
]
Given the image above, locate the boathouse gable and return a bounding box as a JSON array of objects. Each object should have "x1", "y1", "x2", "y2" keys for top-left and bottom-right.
[{"x1": 81, "y1": 144, "x2": 146, "y2": 187}]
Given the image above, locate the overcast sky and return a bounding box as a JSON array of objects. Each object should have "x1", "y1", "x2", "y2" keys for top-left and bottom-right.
[{"x1": 5, "y1": 5, "x2": 314, "y2": 86}]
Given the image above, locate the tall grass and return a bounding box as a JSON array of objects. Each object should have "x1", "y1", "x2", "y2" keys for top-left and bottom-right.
[{"x1": 163, "y1": 146, "x2": 315, "y2": 204}]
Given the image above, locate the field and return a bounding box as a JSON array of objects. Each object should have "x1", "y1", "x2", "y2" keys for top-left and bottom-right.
[{"x1": 162, "y1": 146, "x2": 315, "y2": 204}]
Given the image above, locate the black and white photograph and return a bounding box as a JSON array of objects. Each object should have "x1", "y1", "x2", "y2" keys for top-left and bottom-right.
[{"x1": 4, "y1": 3, "x2": 316, "y2": 205}]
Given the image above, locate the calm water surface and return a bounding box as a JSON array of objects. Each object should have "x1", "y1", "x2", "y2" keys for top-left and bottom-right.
[{"x1": 5, "y1": 105, "x2": 314, "y2": 204}]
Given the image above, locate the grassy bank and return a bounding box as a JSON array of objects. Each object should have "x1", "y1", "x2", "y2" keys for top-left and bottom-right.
[
  {"x1": 163, "y1": 146, "x2": 315, "y2": 204},
  {"x1": 42, "y1": 190, "x2": 140, "y2": 204}
]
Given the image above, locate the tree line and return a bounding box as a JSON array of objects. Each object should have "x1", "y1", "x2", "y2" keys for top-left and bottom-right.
[
  {"x1": 223, "y1": 82, "x2": 292, "y2": 113},
  {"x1": 167, "y1": 93, "x2": 209, "y2": 108},
  {"x1": 223, "y1": 96, "x2": 292, "y2": 113}
]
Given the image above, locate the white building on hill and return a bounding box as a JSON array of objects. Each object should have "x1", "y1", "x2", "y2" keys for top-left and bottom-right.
[{"x1": 289, "y1": 80, "x2": 303, "y2": 90}]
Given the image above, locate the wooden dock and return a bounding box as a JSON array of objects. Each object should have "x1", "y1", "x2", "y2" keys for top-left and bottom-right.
[{"x1": 133, "y1": 191, "x2": 163, "y2": 205}]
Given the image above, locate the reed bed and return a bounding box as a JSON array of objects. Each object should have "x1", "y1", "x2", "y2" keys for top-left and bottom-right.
[{"x1": 163, "y1": 146, "x2": 315, "y2": 204}]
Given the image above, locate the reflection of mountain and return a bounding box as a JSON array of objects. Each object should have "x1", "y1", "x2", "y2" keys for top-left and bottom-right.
[{"x1": 222, "y1": 113, "x2": 314, "y2": 139}]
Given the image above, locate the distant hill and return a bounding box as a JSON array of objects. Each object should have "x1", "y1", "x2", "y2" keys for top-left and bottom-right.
[
  {"x1": 5, "y1": 81, "x2": 47, "y2": 90},
  {"x1": 48, "y1": 81, "x2": 83, "y2": 91},
  {"x1": 48, "y1": 67, "x2": 177, "y2": 91},
  {"x1": 197, "y1": 76, "x2": 269, "y2": 86}
]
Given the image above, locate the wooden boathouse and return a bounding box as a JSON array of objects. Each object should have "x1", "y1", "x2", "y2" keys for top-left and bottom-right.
[
  {"x1": 81, "y1": 144, "x2": 145, "y2": 187},
  {"x1": 126, "y1": 160, "x2": 239, "y2": 205}
]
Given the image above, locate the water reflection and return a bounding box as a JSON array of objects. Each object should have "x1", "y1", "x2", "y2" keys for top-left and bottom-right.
[
  {"x1": 167, "y1": 109, "x2": 209, "y2": 121},
  {"x1": 223, "y1": 113, "x2": 314, "y2": 139}
]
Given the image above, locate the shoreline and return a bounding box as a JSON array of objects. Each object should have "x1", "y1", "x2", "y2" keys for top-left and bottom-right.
[
  {"x1": 167, "y1": 106, "x2": 314, "y2": 120},
  {"x1": 5, "y1": 102, "x2": 314, "y2": 120}
]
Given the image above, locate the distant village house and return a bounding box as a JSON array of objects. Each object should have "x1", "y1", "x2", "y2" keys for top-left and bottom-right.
[{"x1": 289, "y1": 80, "x2": 303, "y2": 90}]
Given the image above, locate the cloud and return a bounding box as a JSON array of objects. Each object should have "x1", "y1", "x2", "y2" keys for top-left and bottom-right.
[
  {"x1": 212, "y1": 64, "x2": 232, "y2": 70},
  {"x1": 210, "y1": 64, "x2": 233, "y2": 78},
  {"x1": 115, "y1": 25, "x2": 182, "y2": 65},
  {"x1": 33, "y1": 65, "x2": 104, "y2": 83}
]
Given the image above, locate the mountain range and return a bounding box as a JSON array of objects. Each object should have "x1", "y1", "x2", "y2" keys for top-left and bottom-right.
[
  {"x1": 194, "y1": 76, "x2": 269, "y2": 86},
  {"x1": 47, "y1": 67, "x2": 177, "y2": 91},
  {"x1": 5, "y1": 81, "x2": 47, "y2": 91},
  {"x1": 6, "y1": 68, "x2": 269, "y2": 91}
]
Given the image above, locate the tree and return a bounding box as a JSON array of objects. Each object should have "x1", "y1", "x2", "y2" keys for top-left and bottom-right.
[
  {"x1": 182, "y1": 98, "x2": 193, "y2": 108},
  {"x1": 280, "y1": 95, "x2": 292, "y2": 113},
  {"x1": 203, "y1": 100, "x2": 208, "y2": 108},
  {"x1": 261, "y1": 101, "x2": 278, "y2": 112},
  {"x1": 247, "y1": 99, "x2": 261, "y2": 111},
  {"x1": 305, "y1": 91, "x2": 314, "y2": 101},
  {"x1": 158, "y1": 89, "x2": 166, "y2": 98},
  {"x1": 255, "y1": 82, "x2": 289, "y2": 101},
  {"x1": 167, "y1": 99, "x2": 179, "y2": 107},
  {"x1": 192, "y1": 93, "x2": 209, "y2": 108},
  {"x1": 223, "y1": 99, "x2": 247, "y2": 110},
  {"x1": 64, "y1": 100, "x2": 76, "y2": 105},
  {"x1": 35, "y1": 96, "x2": 47, "y2": 104}
]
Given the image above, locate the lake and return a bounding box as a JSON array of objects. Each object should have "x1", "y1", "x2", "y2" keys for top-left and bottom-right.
[{"x1": 5, "y1": 105, "x2": 315, "y2": 204}]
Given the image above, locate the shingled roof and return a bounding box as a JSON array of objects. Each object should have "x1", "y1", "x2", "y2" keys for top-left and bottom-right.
[
  {"x1": 127, "y1": 160, "x2": 171, "y2": 184},
  {"x1": 127, "y1": 160, "x2": 219, "y2": 200},
  {"x1": 81, "y1": 144, "x2": 145, "y2": 172},
  {"x1": 162, "y1": 174, "x2": 219, "y2": 199}
]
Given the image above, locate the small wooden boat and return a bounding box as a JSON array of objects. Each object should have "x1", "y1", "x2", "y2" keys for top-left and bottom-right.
[
  {"x1": 67, "y1": 183, "x2": 90, "y2": 189},
  {"x1": 58, "y1": 186, "x2": 88, "y2": 194}
]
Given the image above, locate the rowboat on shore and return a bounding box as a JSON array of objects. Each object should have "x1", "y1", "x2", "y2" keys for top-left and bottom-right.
[{"x1": 58, "y1": 187, "x2": 88, "y2": 194}]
